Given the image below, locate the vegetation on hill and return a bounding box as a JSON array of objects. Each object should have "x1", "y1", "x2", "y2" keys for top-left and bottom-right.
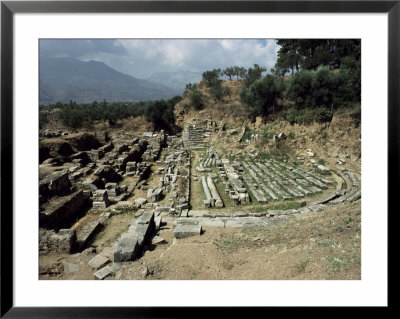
[
  {"x1": 40, "y1": 96, "x2": 182, "y2": 133},
  {"x1": 182, "y1": 39, "x2": 360, "y2": 124}
]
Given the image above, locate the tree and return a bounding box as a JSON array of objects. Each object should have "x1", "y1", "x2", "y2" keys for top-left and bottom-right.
[
  {"x1": 202, "y1": 68, "x2": 222, "y2": 87},
  {"x1": 275, "y1": 39, "x2": 361, "y2": 72},
  {"x1": 223, "y1": 67, "x2": 234, "y2": 80},
  {"x1": 286, "y1": 69, "x2": 314, "y2": 107},
  {"x1": 188, "y1": 85, "x2": 203, "y2": 110},
  {"x1": 240, "y1": 75, "x2": 284, "y2": 117},
  {"x1": 243, "y1": 64, "x2": 267, "y2": 87},
  {"x1": 210, "y1": 84, "x2": 230, "y2": 101}
]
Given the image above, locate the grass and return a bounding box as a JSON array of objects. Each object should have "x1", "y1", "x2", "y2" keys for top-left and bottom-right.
[
  {"x1": 214, "y1": 200, "x2": 361, "y2": 279},
  {"x1": 92, "y1": 217, "x2": 131, "y2": 250},
  {"x1": 317, "y1": 236, "x2": 340, "y2": 248},
  {"x1": 327, "y1": 253, "x2": 352, "y2": 273}
]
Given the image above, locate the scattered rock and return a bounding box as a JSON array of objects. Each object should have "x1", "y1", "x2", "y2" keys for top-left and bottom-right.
[
  {"x1": 151, "y1": 236, "x2": 166, "y2": 245},
  {"x1": 88, "y1": 255, "x2": 110, "y2": 270},
  {"x1": 93, "y1": 266, "x2": 112, "y2": 280}
]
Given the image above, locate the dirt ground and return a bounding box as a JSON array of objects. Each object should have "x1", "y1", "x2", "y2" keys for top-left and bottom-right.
[
  {"x1": 132, "y1": 201, "x2": 361, "y2": 281},
  {"x1": 40, "y1": 199, "x2": 360, "y2": 280}
]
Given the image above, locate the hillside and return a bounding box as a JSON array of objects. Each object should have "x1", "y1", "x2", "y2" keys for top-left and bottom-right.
[
  {"x1": 39, "y1": 57, "x2": 179, "y2": 104},
  {"x1": 174, "y1": 79, "x2": 361, "y2": 171}
]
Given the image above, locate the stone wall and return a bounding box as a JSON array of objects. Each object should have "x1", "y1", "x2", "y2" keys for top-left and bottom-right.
[
  {"x1": 39, "y1": 190, "x2": 90, "y2": 230},
  {"x1": 39, "y1": 228, "x2": 76, "y2": 254}
]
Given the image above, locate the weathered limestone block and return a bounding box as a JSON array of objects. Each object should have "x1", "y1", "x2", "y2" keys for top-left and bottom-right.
[
  {"x1": 105, "y1": 182, "x2": 120, "y2": 197},
  {"x1": 88, "y1": 254, "x2": 110, "y2": 270},
  {"x1": 40, "y1": 171, "x2": 71, "y2": 196},
  {"x1": 39, "y1": 191, "x2": 89, "y2": 229},
  {"x1": 317, "y1": 165, "x2": 331, "y2": 175},
  {"x1": 92, "y1": 189, "x2": 110, "y2": 208},
  {"x1": 150, "y1": 188, "x2": 163, "y2": 202},
  {"x1": 40, "y1": 228, "x2": 76, "y2": 253},
  {"x1": 134, "y1": 197, "x2": 147, "y2": 208},
  {"x1": 94, "y1": 266, "x2": 112, "y2": 280},
  {"x1": 76, "y1": 220, "x2": 102, "y2": 251},
  {"x1": 155, "y1": 216, "x2": 162, "y2": 229},
  {"x1": 201, "y1": 176, "x2": 213, "y2": 206},
  {"x1": 174, "y1": 225, "x2": 202, "y2": 238},
  {"x1": 206, "y1": 176, "x2": 224, "y2": 207},
  {"x1": 113, "y1": 235, "x2": 140, "y2": 262}
]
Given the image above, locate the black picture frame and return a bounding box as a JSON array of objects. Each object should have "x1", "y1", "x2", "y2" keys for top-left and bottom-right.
[{"x1": 1, "y1": 1, "x2": 395, "y2": 317}]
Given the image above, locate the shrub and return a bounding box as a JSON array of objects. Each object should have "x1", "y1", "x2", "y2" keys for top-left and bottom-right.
[
  {"x1": 210, "y1": 84, "x2": 230, "y2": 101},
  {"x1": 283, "y1": 107, "x2": 333, "y2": 125},
  {"x1": 188, "y1": 85, "x2": 203, "y2": 110},
  {"x1": 240, "y1": 75, "x2": 284, "y2": 118}
]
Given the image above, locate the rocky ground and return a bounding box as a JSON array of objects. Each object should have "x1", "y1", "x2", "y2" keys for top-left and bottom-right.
[{"x1": 39, "y1": 84, "x2": 361, "y2": 281}]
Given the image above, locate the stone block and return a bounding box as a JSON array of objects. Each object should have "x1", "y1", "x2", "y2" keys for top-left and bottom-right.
[
  {"x1": 316, "y1": 165, "x2": 331, "y2": 175},
  {"x1": 114, "y1": 235, "x2": 140, "y2": 262},
  {"x1": 94, "y1": 266, "x2": 112, "y2": 280},
  {"x1": 155, "y1": 216, "x2": 162, "y2": 229},
  {"x1": 180, "y1": 209, "x2": 189, "y2": 217},
  {"x1": 137, "y1": 210, "x2": 155, "y2": 225},
  {"x1": 88, "y1": 255, "x2": 110, "y2": 270},
  {"x1": 174, "y1": 225, "x2": 202, "y2": 238},
  {"x1": 134, "y1": 197, "x2": 147, "y2": 208},
  {"x1": 152, "y1": 236, "x2": 166, "y2": 245}
]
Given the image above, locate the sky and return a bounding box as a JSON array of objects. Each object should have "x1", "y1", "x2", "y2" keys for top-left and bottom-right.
[{"x1": 39, "y1": 39, "x2": 280, "y2": 79}]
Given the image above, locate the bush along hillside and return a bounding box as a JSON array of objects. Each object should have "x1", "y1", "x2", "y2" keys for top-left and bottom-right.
[
  {"x1": 40, "y1": 96, "x2": 182, "y2": 134},
  {"x1": 180, "y1": 39, "x2": 360, "y2": 126}
]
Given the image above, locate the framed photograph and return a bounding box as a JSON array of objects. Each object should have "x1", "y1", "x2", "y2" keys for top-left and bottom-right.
[{"x1": 1, "y1": 0, "x2": 395, "y2": 316}]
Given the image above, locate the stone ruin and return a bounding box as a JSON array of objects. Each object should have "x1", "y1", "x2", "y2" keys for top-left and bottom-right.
[
  {"x1": 182, "y1": 119, "x2": 215, "y2": 147},
  {"x1": 38, "y1": 123, "x2": 362, "y2": 280},
  {"x1": 158, "y1": 150, "x2": 191, "y2": 214},
  {"x1": 39, "y1": 131, "x2": 167, "y2": 258}
]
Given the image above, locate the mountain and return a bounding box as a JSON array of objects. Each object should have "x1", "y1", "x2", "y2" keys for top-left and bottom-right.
[
  {"x1": 146, "y1": 71, "x2": 202, "y2": 94},
  {"x1": 39, "y1": 57, "x2": 180, "y2": 104}
]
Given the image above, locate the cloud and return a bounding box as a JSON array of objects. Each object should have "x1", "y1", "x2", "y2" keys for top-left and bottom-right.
[
  {"x1": 39, "y1": 39, "x2": 127, "y2": 58},
  {"x1": 40, "y1": 39, "x2": 279, "y2": 78}
]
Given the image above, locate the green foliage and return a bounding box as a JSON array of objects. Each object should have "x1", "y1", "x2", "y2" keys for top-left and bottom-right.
[
  {"x1": 286, "y1": 65, "x2": 358, "y2": 109},
  {"x1": 243, "y1": 64, "x2": 267, "y2": 87},
  {"x1": 283, "y1": 107, "x2": 333, "y2": 124},
  {"x1": 222, "y1": 67, "x2": 234, "y2": 80},
  {"x1": 188, "y1": 85, "x2": 204, "y2": 110},
  {"x1": 202, "y1": 68, "x2": 222, "y2": 87},
  {"x1": 56, "y1": 96, "x2": 181, "y2": 133},
  {"x1": 223, "y1": 66, "x2": 246, "y2": 80},
  {"x1": 210, "y1": 84, "x2": 230, "y2": 101},
  {"x1": 275, "y1": 39, "x2": 361, "y2": 72},
  {"x1": 242, "y1": 126, "x2": 253, "y2": 141},
  {"x1": 240, "y1": 74, "x2": 284, "y2": 118}
]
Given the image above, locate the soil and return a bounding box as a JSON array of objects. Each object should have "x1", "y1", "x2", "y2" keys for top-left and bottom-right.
[{"x1": 40, "y1": 200, "x2": 360, "y2": 280}]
